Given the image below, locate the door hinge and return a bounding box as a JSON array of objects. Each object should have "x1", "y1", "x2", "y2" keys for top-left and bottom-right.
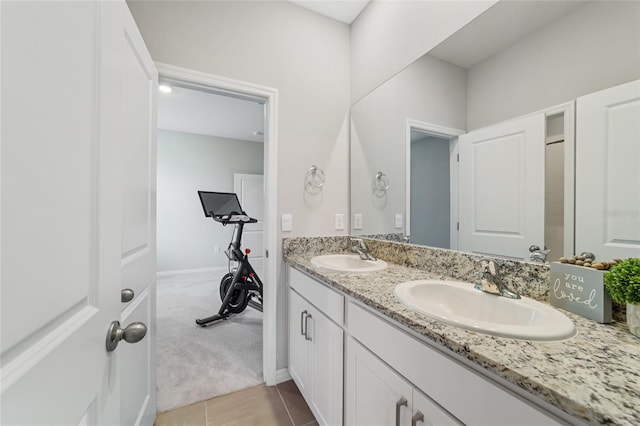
[
  {"x1": 457, "y1": 222, "x2": 460, "y2": 231},
  {"x1": 265, "y1": 249, "x2": 269, "y2": 258},
  {"x1": 457, "y1": 153, "x2": 459, "y2": 162}
]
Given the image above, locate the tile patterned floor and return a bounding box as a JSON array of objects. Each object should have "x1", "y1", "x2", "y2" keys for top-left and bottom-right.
[{"x1": 155, "y1": 381, "x2": 317, "y2": 426}]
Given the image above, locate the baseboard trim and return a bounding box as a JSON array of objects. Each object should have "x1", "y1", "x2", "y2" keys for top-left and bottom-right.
[
  {"x1": 274, "y1": 368, "x2": 292, "y2": 385},
  {"x1": 156, "y1": 267, "x2": 227, "y2": 278}
]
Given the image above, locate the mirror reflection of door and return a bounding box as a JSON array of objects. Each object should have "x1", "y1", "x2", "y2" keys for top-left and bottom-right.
[
  {"x1": 458, "y1": 113, "x2": 546, "y2": 259},
  {"x1": 410, "y1": 131, "x2": 452, "y2": 249}
]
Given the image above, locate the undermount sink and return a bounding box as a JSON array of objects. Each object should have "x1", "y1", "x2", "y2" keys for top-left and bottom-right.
[
  {"x1": 394, "y1": 280, "x2": 576, "y2": 341},
  {"x1": 310, "y1": 254, "x2": 387, "y2": 272}
]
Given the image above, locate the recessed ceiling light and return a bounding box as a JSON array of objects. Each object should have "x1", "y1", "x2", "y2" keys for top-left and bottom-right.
[{"x1": 159, "y1": 84, "x2": 172, "y2": 93}]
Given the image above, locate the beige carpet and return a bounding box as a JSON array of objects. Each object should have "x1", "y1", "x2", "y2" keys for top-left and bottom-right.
[{"x1": 156, "y1": 269, "x2": 263, "y2": 412}]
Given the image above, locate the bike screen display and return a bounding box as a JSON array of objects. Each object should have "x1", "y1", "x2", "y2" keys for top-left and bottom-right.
[{"x1": 198, "y1": 191, "x2": 243, "y2": 217}]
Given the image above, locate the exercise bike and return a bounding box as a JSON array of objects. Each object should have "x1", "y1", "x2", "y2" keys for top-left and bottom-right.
[{"x1": 195, "y1": 191, "x2": 263, "y2": 327}]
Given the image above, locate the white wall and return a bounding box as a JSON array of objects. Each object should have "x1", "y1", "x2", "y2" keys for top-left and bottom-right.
[
  {"x1": 156, "y1": 130, "x2": 263, "y2": 273},
  {"x1": 129, "y1": 0, "x2": 350, "y2": 238},
  {"x1": 128, "y1": 0, "x2": 350, "y2": 371},
  {"x1": 350, "y1": 0, "x2": 496, "y2": 103},
  {"x1": 467, "y1": 0, "x2": 640, "y2": 130}
]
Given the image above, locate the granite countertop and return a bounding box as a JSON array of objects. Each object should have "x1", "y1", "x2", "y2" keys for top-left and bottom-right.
[{"x1": 285, "y1": 252, "x2": 640, "y2": 426}]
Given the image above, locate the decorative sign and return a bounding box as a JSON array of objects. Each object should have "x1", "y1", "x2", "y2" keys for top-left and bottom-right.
[{"x1": 550, "y1": 262, "x2": 612, "y2": 323}]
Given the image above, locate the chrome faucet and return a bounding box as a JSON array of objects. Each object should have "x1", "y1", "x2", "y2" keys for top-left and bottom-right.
[
  {"x1": 474, "y1": 260, "x2": 520, "y2": 299},
  {"x1": 350, "y1": 238, "x2": 376, "y2": 261},
  {"x1": 528, "y1": 245, "x2": 549, "y2": 263}
]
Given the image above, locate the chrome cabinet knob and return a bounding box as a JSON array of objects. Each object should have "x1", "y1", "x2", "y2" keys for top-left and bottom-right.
[
  {"x1": 121, "y1": 288, "x2": 134, "y2": 303},
  {"x1": 105, "y1": 320, "x2": 147, "y2": 352}
]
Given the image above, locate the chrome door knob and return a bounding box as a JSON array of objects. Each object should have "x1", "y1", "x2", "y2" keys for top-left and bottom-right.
[
  {"x1": 121, "y1": 288, "x2": 135, "y2": 303},
  {"x1": 105, "y1": 320, "x2": 147, "y2": 352}
]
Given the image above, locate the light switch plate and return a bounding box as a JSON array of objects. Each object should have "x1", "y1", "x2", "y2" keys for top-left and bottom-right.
[
  {"x1": 395, "y1": 213, "x2": 403, "y2": 229},
  {"x1": 335, "y1": 213, "x2": 345, "y2": 230},
  {"x1": 281, "y1": 213, "x2": 293, "y2": 232},
  {"x1": 353, "y1": 213, "x2": 362, "y2": 230}
]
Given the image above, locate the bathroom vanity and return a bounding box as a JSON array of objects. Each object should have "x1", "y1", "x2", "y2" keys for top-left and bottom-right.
[{"x1": 284, "y1": 237, "x2": 640, "y2": 426}]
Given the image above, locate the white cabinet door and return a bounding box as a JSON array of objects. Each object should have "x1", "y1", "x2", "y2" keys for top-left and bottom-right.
[
  {"x1": 308, "y1": 304, "x2": 344, "y2": 426},
  {"x1": 289, "y1": 288, "x2": 344, "y2": 426},
  {"x1": 458, "y1": 114, "x2": 545, "y2": 259},
  {"x1": 575, "y1": 79, "x2": 640, "y2": 260},
  {"x1": 345, "y1": 337, "x2": 413, "y2": 426},
  {"x1": 289, "y1": 289, "x2": 311, "y2": 395},
  {"x1": 1, "y1": 2, "x2": 156, "y2": 425}
]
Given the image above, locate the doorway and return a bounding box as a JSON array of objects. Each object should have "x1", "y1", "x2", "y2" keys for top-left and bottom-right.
[
  {"x1": 154, "y1": 64, "x2": 278, "y2": 412},
  {"x1": 410, "y1": 131, "x2": 451, "y2": 248},
  {"x1": 405, "y1": 120, "x2": 464, "y2": 249}
]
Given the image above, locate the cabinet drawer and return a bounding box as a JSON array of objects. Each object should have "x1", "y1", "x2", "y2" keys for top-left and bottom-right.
[
  {"x1": 289, "y1": 267, "x2": 344, "y2": 325},
  {"x1": 348, "y1": 301, "x2": 563, "y2": 426}
]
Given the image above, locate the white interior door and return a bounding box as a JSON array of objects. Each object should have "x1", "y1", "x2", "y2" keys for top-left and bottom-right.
[
  {"x1": 1, "y1": 2, "x2": 156, "y2": 425},
  {"x1": 575, "y1": 79, "x2": 640, "y2": 260},
  {"x1": 234, "y1": 174, "x2": 264, "y2": 278},
  {"x1": 458, "y1": 114, "x2": 545, "y2": 259},
  {"x1": 108, "y1": 3, "x2": 158, "y2": 425}
]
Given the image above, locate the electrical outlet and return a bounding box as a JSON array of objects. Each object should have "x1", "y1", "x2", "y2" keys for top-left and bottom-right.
[
  {"x1": 353, "y1": 213, "x2": 363, "y2": 230},
  {"x1": 214, "y1": 246, "x2": 220, "y2": 253},
  {"x1": 395, "y1": 213, "x2": 403, "y2": 229},
  {"x1": 281, "y1": 213, "x2": 293, "y2": 232},
  {"x1": 334, "y1": 213, "x2": 344, "y2": 230}
]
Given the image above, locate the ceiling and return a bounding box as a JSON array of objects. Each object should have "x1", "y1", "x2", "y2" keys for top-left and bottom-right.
[
  {"x1": 289, "y1": 0, "x2": 370, "y2": 24},
  {"x1": 157, "y1": 83, "x2": 265, "y2": 143},
  {"x1": 429, "y1": 0, "x2": 586, "y2": 69}
]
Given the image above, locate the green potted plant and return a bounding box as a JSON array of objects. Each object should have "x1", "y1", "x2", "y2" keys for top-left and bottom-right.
[{"x1": 604, "y1": 258, "x2": 640, "y2": 337}]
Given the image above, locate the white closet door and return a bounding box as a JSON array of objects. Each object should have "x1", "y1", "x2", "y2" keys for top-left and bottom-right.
[
  {"x1": 458, "y1": 114, "x2": 545, "y2": 259},
  {"x1": 576, "y1": 79, "x2": 640, "y2": 260}
]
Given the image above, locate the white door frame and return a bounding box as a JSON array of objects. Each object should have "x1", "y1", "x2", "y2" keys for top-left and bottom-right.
[
  {"x1": 154, "y1": 63, "x2": 279, "y2": 385},
  {"x1": 405, "y1": 119, "x2": 464, "y2": 249}
]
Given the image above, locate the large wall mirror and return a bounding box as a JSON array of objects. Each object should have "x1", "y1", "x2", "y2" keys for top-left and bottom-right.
[{"x1": 350, "y1": 0, "x2": 640, "y2": 261}]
